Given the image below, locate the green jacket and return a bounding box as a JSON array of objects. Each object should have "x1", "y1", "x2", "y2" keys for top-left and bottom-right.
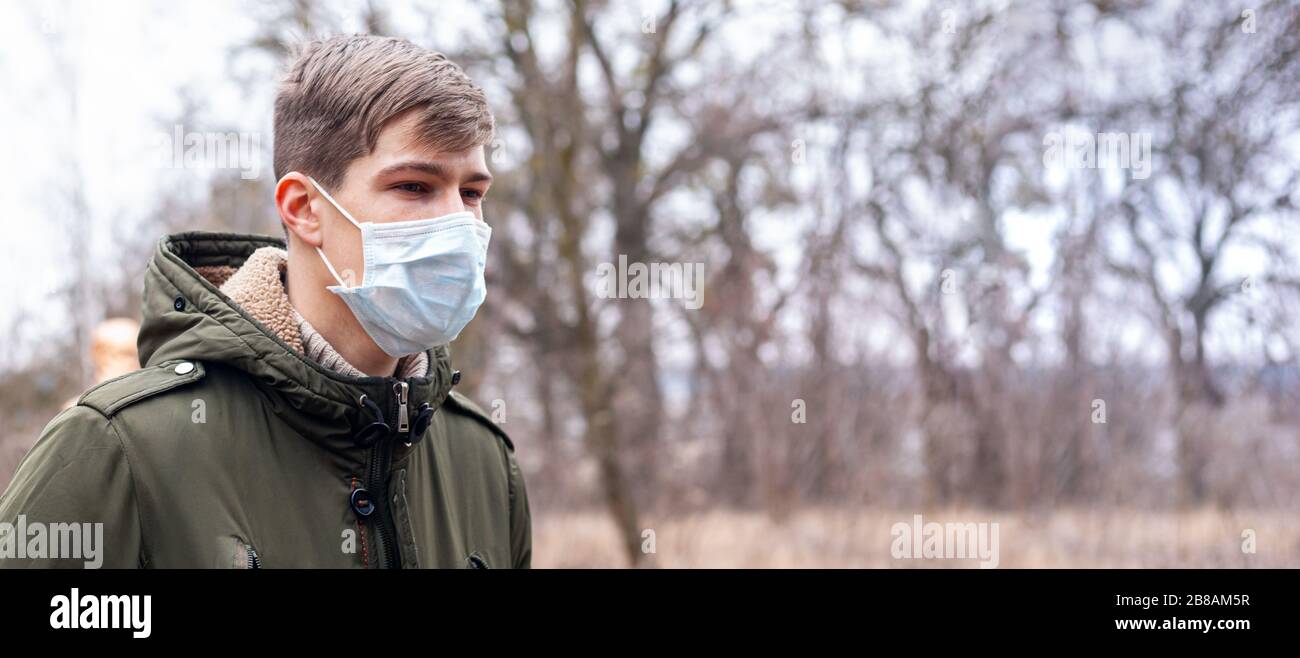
[{"x1": 0, "y1": 232, "x2": 530, "y2": 568}]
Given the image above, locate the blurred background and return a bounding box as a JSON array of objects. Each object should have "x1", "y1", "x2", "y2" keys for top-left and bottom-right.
[{"x1": 1, "y1": 0, "x2": 1298, "y2": 567}]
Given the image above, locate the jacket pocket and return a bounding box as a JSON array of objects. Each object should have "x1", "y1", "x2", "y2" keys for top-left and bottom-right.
[{"x1": 228, "y1": 535, "x2": 262, "y2": 569}]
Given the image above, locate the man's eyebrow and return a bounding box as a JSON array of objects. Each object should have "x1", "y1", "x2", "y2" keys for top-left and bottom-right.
[{"x1": 375, "y1": 160, "x2": 493, "y2": 185}]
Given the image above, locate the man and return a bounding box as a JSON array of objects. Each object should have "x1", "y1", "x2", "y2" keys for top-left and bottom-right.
[
  {"x1": 0, "y1": 35, "x2": 529, "y2": 568},
  {"x1": 60, "y1": 317, "x2": 141, "y2": 411}
]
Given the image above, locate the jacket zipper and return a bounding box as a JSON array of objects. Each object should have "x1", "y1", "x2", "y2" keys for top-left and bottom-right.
[
  {"x1": 395, "y1": 381, "x2": 410, "y2": 434},
  {"x1": 365, "y1": 380, "x2": 410, "y2": 569},
  {"x1": 246, "y1": 544, "x2": 261, "y2": 569}
]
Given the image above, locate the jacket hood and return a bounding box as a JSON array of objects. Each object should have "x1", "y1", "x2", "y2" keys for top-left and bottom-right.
[{"x1": 137, "y1": 231, "x2": 457, "y2": 451}]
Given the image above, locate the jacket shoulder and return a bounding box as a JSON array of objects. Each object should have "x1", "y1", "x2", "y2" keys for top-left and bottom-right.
[
  {"x1": 78, "y1": 359, "x2": 207, "y2": 418},
  {"x1": 442, "y1": 390, "x2": 514, "y2": 451}
]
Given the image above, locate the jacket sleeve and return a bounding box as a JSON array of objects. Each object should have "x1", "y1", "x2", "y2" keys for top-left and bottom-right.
[
  {"x1": 507, "y1": 448, "x2": 532, "y2": 569},
  {"x1": 0, "y1": 405, "x2": 144, "y2": 568}
]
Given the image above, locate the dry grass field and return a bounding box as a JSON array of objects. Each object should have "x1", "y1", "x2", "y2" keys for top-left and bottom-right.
[{"x1": 534, "y1": 507, "x2": 1300, "y2": 568}]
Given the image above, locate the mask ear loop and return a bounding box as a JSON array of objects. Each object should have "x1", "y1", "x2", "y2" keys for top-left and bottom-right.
[{"x1": 307, "y1": 176, "x2": 363, "y2": 289}]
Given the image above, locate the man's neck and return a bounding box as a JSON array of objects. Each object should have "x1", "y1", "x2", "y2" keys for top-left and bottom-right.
[{"x1": 285, "y1": 245, "x2": 399, "y2": 378}]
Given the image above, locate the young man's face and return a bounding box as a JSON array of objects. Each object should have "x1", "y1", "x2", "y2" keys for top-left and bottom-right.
[{"x1": 309, "y1": 109, "x2": 493, "y2": 285}]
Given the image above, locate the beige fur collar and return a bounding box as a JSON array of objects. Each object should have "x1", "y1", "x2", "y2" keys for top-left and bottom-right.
[{"x1": 216, "y1": 246, "x2": 428, "y2": 379}]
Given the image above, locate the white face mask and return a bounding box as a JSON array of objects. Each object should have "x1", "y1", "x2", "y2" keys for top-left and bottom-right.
[{"x1": 308, "y1": 177, "x2": 491, "y2": 358}]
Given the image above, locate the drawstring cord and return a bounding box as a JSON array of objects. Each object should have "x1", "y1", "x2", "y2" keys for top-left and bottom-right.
[{"x1": 353, "y1": 395, "x2": 389, "y2": 448}]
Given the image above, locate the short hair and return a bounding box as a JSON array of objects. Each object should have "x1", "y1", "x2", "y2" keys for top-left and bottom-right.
[{"x1": 273, "y1": 35, "x2": 494, "y2": 189}]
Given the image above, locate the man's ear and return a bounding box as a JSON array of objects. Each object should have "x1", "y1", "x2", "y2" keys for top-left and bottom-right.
[{"x1": 276, "y1": 173, "x2": 322, "y2": 248}]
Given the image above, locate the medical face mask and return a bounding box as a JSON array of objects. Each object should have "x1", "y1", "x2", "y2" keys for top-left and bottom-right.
[{"x1": 308, "y1": 177, "x2": 491, "y2": 358}]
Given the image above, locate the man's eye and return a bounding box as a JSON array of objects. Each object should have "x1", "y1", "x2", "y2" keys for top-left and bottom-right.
[
  {"x1": 462, "y1": 189, "x2": 484, "y2": 201},
  {"x1": 394, "y1": 182, "x2": 427, "y2": 194}
]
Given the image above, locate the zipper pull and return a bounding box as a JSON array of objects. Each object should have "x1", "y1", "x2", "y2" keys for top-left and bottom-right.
[{"x1": 394, "y1": 381, "x2": 409, "y2": 434}]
